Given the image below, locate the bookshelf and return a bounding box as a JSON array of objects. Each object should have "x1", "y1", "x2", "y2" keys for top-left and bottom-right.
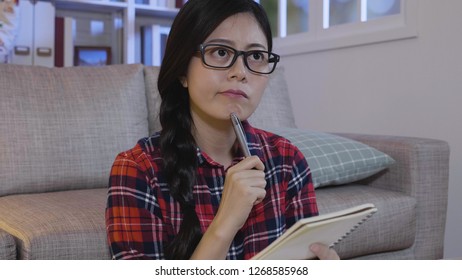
[
  {"x1": 14, "y1": 0, "x2": 181, "y2": 66},
  {"x1": 57, "y1": 0, "x2": 180, "y2": 64}
]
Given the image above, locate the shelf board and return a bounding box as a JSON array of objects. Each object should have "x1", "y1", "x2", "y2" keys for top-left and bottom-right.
[
  {"x1": 50, "y1": 1, "x2": 179, "y2": 17},
  {"x1": 52, "y1": 0, "x2": 128, "y2": 13},
  {"x1": 134, "y1": 4, "x2": 178, "y2": 18}
]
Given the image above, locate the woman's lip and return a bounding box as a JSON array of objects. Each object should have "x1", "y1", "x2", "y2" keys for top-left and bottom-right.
[{"x1": 219, "y1": 90, "x2": 248, "y2": 98}]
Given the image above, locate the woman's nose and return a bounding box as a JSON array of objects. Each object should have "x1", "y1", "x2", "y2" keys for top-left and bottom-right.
[{"x1": 228, "y1": 55, "x2": 247, "y2": 81}]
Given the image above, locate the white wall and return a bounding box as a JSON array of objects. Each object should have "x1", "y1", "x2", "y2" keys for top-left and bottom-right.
[{"x1": 278, "y1": 0, "x2": 462, "y2": 258}]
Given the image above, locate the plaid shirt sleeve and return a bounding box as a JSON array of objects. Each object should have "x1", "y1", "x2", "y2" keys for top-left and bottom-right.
[{"x1": 105, "y1": 144, "x2": 166, "y2": 260}]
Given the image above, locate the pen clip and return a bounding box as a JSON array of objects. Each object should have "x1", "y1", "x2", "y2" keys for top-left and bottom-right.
[{"x1": 230, "y1": 113, "x2": 251, "y2": 157}]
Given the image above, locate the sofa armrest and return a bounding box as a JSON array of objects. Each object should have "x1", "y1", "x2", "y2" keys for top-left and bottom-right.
[
  {"x1": 0, "y1": 229, "x2": 16, "y2": 260},
  {"x1": 334, "y1": 133, "x2": 450, "y2": 259}
]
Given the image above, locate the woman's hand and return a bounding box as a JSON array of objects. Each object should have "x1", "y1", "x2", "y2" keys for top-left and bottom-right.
[
  {"x1": 214, "y1": 156, "x2": 266, "y2": 235},
  {"x1": 310, "y1": 243, "x2": 340, "y2": 260}
]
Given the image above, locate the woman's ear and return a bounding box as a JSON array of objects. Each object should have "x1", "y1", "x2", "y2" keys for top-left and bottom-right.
[{"x1": 179, "y1": 76, "x2": 188, "y2": 88}]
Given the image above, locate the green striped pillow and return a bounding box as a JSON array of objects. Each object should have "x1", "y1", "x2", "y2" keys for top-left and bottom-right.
[{"x1": 268, "y1": 127, "x2": 395, "y2": 188}]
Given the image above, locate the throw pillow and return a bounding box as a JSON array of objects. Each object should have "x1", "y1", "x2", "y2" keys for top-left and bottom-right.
[{"x1": 267, "y1": 127, "x2": 395, "y2": 188}]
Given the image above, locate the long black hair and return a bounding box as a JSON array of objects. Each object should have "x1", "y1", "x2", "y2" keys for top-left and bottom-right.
[{"x1": 158, "y1": 0, "x2": 273, "y2": 259}]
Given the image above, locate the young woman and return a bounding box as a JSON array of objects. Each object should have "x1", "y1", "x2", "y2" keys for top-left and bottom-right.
[{"x1": 106, "y1": 0, "x2": 339, "y2": 260}]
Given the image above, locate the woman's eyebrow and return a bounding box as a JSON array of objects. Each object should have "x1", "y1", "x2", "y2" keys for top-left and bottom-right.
[
  {"x1": 246, "y1": 43, "x2": 267, "y2": 50},
  {"x1": 204, "y1": 39, "x2": 267, "y2": 50}
]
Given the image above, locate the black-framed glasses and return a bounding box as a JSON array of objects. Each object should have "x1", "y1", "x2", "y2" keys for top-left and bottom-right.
[{"x1": 198, "y1": 43, "x2": 280, "y2": 74}]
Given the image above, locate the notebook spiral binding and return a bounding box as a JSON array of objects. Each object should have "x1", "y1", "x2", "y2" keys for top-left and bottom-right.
[{"x1": 329, "y1": 209, "x2": 378, "y2": 248}]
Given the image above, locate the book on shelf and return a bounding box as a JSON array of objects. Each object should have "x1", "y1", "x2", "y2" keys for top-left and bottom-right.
[
  {"x1": 175, "y1": 0, "x2": 187, "y2": 8},
  {"x1": 251, "y1": 203, "x2": 378, "y2": 260},
  {"x1": 140, "y1": 24, "x2": 170, "y2": 66},
  {"x1": 139, "y1": 25, "x2": 153, "y2": 66},
  {"x1": 54, "y1": 16, "x2": 75, "y2": 67}
]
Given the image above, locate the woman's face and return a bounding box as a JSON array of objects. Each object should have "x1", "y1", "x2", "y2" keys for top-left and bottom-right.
[{"x1": 183, "y1": 12, "x2": 270, "y2": 125}]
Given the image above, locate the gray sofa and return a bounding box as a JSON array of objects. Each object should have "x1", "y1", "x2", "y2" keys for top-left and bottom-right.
[{"x1": 0, "y1": 64, "x2": 449, "y2": 260}]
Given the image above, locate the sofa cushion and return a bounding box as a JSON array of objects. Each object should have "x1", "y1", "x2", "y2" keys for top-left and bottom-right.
[
  {"x1": 267, "y1": 127, "x2": 395, "y2": 188},
  {"x1": 315, "y1": 184, "x2": 416, "y2": 259},
  {"x1": 0, "y1": 188, "x2": 110, "y2": 259},
  {"x1": 0, "y1": 229, "x2": 16, "y2": 260},
  {"x1": 0, "y1": 64, "x2": 149, "y2": 196}
]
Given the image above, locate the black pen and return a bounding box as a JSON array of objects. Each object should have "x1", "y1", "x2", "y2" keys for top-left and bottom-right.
[{"x1": 230, "y1": 112, "x2": 251, "y2": 157}]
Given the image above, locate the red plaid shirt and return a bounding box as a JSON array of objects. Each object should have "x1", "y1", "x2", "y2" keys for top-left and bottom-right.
[{"x1": 105, "y1": 121, "x2": 318, "y2": 259}]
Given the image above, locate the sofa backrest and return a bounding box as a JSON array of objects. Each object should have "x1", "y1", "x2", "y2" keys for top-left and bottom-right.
[
  {"x1": 0, "y1": 64, "x2": 149, "y2": 197},
  {"x1": 143, "y1": 66, "x2": 297, "y2": 135},
  {"x1": 0, "y1": 63, "x2": 295, "y2": 197},
  {"x1": 249, "y1": 66, "x2": 297, "y2": 130},
  {"x1": 144, "y1": 66, "x2": 162, "y2": 134}
]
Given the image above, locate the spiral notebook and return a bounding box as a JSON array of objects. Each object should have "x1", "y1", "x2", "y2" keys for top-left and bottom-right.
[{"x1": 251, "y1": 203, "x2": 377, "y2": 260}]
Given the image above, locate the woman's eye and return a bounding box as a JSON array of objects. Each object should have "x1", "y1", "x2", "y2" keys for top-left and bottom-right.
[
  {"x1": 250, "y1": 52, "x2": 265, "y2": 61},
  {"x1": 215, "y1": 48, "x2": 230, "y2": 57},
  {"x1": 252, "y1": 53, "x2": 262, "y2": 60}
]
